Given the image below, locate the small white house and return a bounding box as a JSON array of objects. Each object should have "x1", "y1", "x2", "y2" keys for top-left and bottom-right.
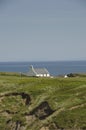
[
  {"x1": 26, "y1": 65, "x2": 50, "y2": 77},
  {"x1": 64, "y1": 75, "x2": 68, "y2": 78}
]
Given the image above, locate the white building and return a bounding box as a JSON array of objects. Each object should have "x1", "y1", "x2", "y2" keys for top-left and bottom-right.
[{"x1": 26, "y1": 65, "x2": 50, "y2": 77}]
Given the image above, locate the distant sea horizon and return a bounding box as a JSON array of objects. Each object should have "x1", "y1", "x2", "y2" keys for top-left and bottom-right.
[{"x1": 0, "y1": 60, "x2": 86, "y2": 76}]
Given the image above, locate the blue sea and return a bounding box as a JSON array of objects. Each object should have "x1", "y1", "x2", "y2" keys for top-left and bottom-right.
[{"x1": 0, "y1": 61, "x2": 86, "y2": 76}]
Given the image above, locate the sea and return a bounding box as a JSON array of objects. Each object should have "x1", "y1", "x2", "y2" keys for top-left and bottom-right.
[{"x1": 0, "y1": 61, "x2": 86, "y2": 76}]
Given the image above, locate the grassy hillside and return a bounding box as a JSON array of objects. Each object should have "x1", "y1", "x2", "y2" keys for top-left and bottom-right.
[{"x1": 0, "y1": 73, "x2": 86, "y2": 130}]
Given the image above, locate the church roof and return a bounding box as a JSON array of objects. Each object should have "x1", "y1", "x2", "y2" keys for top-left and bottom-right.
[{"x1": 34, "y1": 68, "x2": 50, "y2": 75}]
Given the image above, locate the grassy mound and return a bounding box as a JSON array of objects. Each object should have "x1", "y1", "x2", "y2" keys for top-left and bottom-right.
[{"x1": 0, "y1": 73, "x2": 86, "y2": 130}]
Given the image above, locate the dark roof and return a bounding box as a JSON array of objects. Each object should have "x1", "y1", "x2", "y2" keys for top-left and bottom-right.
[{"x1": 34, "y1": 68, "x2": 50, "y2": 75}]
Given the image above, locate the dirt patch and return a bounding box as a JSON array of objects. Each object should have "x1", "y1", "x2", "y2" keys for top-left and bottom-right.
[
  {"x1": 29, "y1": 101, "x2": 54, "y2": 120},
  {"x1": 0, "y1": 92, "x2": 31, "y2": 106},
  {"x1": 25, "y1": 115, "x2": 36, "y2": 125},
  {"x1": 40, "y1": 126, "x2": 49, "y2": 130},
  {"x1": 6, "y1": 120, "x2": 25, "y2": 130},
  {"x1": 5, "y1": 110, "x2": 18, "y2": 114},
  {"x1": 69, "y1": 103, "x2": 86, "y2": 110},
  {"x1": 21, "y1": 92, "x2": 31, "y2": 105},
  {"x1": 48, "y1": 122, "x2": 63, "y2": 130}
]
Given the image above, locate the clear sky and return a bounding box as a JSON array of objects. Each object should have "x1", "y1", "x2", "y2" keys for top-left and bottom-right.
[{"x1": 0, "y1": 0, "x2": 86, "y2": 61}]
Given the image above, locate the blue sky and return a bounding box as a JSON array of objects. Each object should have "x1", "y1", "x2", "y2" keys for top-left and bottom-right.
[{"x1": 0, "y1": 0, "x2": 86, "y2": 61}]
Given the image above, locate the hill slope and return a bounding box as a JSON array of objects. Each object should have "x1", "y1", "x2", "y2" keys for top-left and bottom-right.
[{"x1": 0, "y1": 73, "x2": 86, "y2": 130}]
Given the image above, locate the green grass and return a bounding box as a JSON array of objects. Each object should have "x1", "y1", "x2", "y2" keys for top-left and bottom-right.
[{"x1": 0, "y1": 73, "x2": 86, "y2": 129}]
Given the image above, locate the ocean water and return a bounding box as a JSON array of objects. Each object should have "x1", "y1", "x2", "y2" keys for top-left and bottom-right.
[{"x1": 0, "y1": 61, "x2": 86, "y2": 76}]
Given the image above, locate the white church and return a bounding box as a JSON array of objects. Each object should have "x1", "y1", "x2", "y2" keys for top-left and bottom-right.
[{"x1": 26, "y1": 65, "x2": 50, "y2": 77}]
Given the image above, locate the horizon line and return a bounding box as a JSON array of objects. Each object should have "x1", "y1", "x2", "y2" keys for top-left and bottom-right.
[{"x1": 0, "y1": 60, "x2": 86, "y2": 62}]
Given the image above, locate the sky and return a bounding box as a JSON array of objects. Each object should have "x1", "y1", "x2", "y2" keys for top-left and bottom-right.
[{"x1": 0, "y1": 0, "x2": 86, "y2": 61}]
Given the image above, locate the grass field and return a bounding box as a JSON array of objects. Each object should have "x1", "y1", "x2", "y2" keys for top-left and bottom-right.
[{"x1": 0, "y1": 72, "x2": 86, "y2": 130}]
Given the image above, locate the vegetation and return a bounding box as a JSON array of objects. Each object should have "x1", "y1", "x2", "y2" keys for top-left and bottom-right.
[{"x1": 0, "y1": 72, "x2": 86, "y2": 130}]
